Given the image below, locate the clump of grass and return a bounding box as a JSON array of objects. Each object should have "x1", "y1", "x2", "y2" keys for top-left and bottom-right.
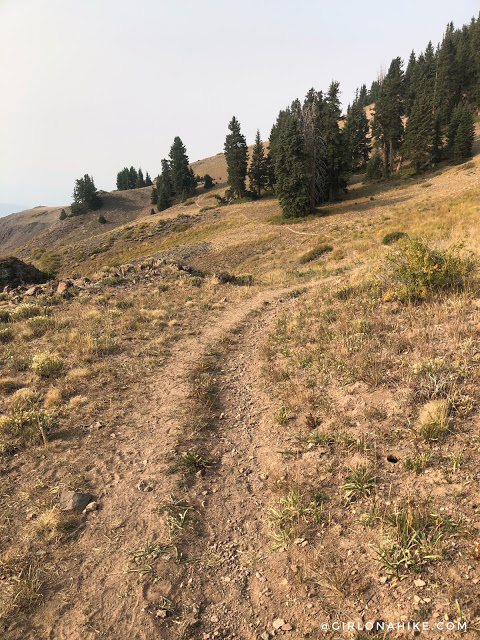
[
  {"x1": 404, "y1": 451, "x2": 432, "y2": 473},
  {"x1": 31, "y1": 352, "x2": 63, "y2": 378},
  {"x1": 376, "y1": 504, "x2": 447, "y2": 576},
  {"x1": 342, "y1": 467, "x2": 376, "y2": 502},
  {"x1": 0, "y1": 407, "x2": 53, "y2": 449},
  {"x1": 416, "y1": 399, "x2": 450, "y2": 442},
  {"x1": 299, "y1": 244, "x2": 333, "y2": 264},
  {"x1": 269, "y1": 488, "x2": 324, "y2": 548},
  {"x1": 0, "y1": 309, "x2": 11, "y2": 322},
  {"x1": 33, "y1": 506, "x2": 74, "y2": 539},
  {"x1": 374, "y1": 238, "x2": 476, "y2": 303},
  {"x1": 412, "y1": 358, "x2": 455, "y2": 400},
  {"x1": 382, "y1": 231, "x2": 408, "y2": 245}
]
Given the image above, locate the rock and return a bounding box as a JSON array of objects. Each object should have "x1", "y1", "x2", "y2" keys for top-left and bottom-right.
[
  {"x1": 24, "y1": 285, "x2": 41, "y2": 296},
  {"x1": 155, "y1": 609, "x2": 168, "y2": 619},
  {"x1": 272, "y1": 619, "x2": 285, "y2": 630},
  {"x1": 261, "y1": 633, "x2": 270, "y2": 640},
  {"x1": 414, "y1": 579, "x2": 426, "y2": 587},
  {"x1": 59, "y1": 490, "x2": 94, "y2": 513},
  {"x1": 282, "y1": 623, "x2": 293, "y2": 631},
  {"x1": 83, "y1": 501, "x2": 98, "y2": 513},
  {"x1": 0, "y1": 257, "x2": 48, "y2": 289},
  {"x1": 210, "y1": 615, "x2": 219, "y2": 623}
]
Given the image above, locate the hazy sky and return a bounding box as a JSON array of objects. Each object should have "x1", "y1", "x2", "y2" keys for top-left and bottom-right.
[{"x1": 1, "y1": 0, "x2": 478, "y2": 214}]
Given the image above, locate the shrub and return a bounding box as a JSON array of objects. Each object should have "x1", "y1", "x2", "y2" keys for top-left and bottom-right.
[
  {"x1": 11, "y1": 304, "x2": 48, "y2": 321},
  {"x1": 98, "y1": 214, "x2": 107, "y2": 224},
  {"x1": 59, "y1": 209, "x2": 67, "y2": 220},
  {"x1": 26, "y1": 316, "x2": 54, "y2": 337},
  {"x1": 0, "y1": 407, "x2": 53, "y2": 449},
  {"x1": 377, "y1": 238, "x2": 476, "y2": 303},
  {"x1": 0, "y1": 324, "x2": 13, "y2": 343},
  {"x1": 382, "y1": 231, "x2": 408, "y2": 245},
  {"x1": 0, "y1": 309, "x2": 11, "y2": 322},
  {"x1": 299, "y1": 244, "x2": 333, "y2": 264},
  {"x1": 31, "y1": 352, "x2": 63, "y2": 378}
]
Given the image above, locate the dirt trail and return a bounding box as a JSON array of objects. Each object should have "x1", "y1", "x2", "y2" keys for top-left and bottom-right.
[{"x1": 25, "y1": 280, "x2": 332, "y2": 640}]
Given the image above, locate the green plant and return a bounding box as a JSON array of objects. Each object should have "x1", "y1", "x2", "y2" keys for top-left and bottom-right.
[
  {"x1": 342, "y1": 467, "x2": 376, "y2": 502},
  {"x1": 378, "y1": 238, "x2": 476, "y2": 303},
  {"x1": 26, "y1": 316, "x2": 54, "y2": 337},
  {"x1": 449, "y1": 452, "x2": 463, "y2": 472},
  {"x1": 299, "y1": 244, "x2": 333, "y2": 264},
  {"x1": 375, "y1": 505, "x2": 444, "y2": 576},
  {"x1": 182, "y1": 450, "x2": 212, "y2": 470},
  {"x1": 11, "y1": 304, "x2": 48, "y2": 321},
  {"x1": 382, "y1": 231, "x2": 408, "y2": 245},
  {"x1": 0, "y1": 309, "x2": 11, "y2": 322},
  {"x1": 269, "y1": 488, "x2": 324, "y2": 548},
  {"x1": 404, "y1": 451, "x2": 432, "y2": 473},
  {"x1": 0, "y1": 323, "x2": 13, "y2": 343},
  {"x1": 31, "y1": 352, "x2": 63, "y2": 378},
  {"x1": 0, "y1": 407, "x2": 53, "y2": 449}
]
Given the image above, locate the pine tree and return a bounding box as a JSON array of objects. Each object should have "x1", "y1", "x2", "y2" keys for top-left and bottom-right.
[
  {"x1": 403, "y1": 85, "x2": 435, "y2": 171},
  {"x1": 272, "y1": 110, "x2": 310, "y2": 218},
  {"x1": 136, "y1": 168, "x2": 145, "y2": 188},
  {"x1": 145, "y1": 172, "x2": 153, "y2": 187},
  {"x1": 59, "y1": 208, "x2": 67, "y2": 220},
  {"x1": 344, "y1": 97, "x2": 371, "y2": 171},
  {"x1": 436, "y1": 24, "x2": 460, "y2": 125},
  {"x1": 168, "y1": 137, "x2": 196, "y2": 201},
  {"x1": 319, "y1": 82, "x2": 350, "y2": 201},
  {"x1": 452, "y1": 104, "x2": 475, "y2": 163},
  {"x1": 404, "y1": 51, "x2": 417, "y2": 116},
  {"x1": 157, "y1": 176, "x2": 171, "y2": 211},
  {"x1": 70, "y1": 175, "x2": 103, "y2": 216},
  {"x1": 128, "y1": 166, "x2": 138, "y2": 190},
  {"x1": 150, "y1": 187, "x2": 158, "y2": 205},
  {"x1": 372, "y1": 57, "x2": 405, "y2": 175},
  {"x1": 116, "y1": 168, "x2": 129, "y2": 190},
  {"x1": 248, "y1": 130, "x2": 267, "y2": 197},
  {"x1": 224, "y1": 116, "x2": 248, "y2": 198},
  {"x1": 365, "y1": 153, "x2": 384, "y2": 181},
  {"x1": 203, "y1": 174, "x2": 214, "y2": 189}
]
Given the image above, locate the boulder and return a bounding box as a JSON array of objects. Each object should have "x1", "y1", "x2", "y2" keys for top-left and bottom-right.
[{"x1": 0, "y1": 257, "x2": 48, "y2": 289}]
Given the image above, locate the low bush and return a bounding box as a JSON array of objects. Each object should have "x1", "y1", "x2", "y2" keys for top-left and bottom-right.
[
  {"x1": 31, "y1": 352, "x2": 63, "y2": 378},
  {"x1": 299, "y1": 244, "x2": 333, "y2": 264},
  {"x1": 382, "y1": 231, "x2": 408, "y2": 245},
  {"x1": 0, "y1": 407, "x2": 53, "y2": 449},
  {"x1": 375, "y1": 238, "x2": 476, "y2": 303}
]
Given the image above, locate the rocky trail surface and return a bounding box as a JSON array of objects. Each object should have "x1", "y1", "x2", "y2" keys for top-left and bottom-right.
[{"x1": 23, "y1": 280, "x2": 332, "y2": 640}]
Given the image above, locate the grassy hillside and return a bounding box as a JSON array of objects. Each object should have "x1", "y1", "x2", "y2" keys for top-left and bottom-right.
[{"x1": 0, "y1": 132, "x2": 480, "y2": 638}]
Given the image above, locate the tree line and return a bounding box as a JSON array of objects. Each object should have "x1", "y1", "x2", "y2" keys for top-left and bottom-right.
[{"x1": 63, "y1": 14, "x2": 479, "y2": 221}]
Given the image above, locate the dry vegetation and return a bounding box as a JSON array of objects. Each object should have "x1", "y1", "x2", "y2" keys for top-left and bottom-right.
[{"x1": 1, "y1": 139, "x2": 480, "y2": 638}]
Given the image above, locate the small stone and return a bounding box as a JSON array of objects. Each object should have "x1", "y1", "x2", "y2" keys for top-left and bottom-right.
[
  {"x1": 210, "y1": 615, "x2": 219, "y2": 623},
  {"x1": 155, "y1": 609, "x2": 167, "y2": 619},
  {"x1": 414, "y1": 579, "x2": 426, "y2": 587},
  {"x1": 272, "y1": 619, "x2": 285, "y2": 630},
  {"x1": 59, "y1": 490, "x2": 94, "y2": 513},
  {"x1": 261, "y1": 633, "x2": 270, "y2": 640},
  {"x1": 282, "y1": 623, "x2": 293, "y2": 631},
  {"x1": 83, "y1": 501, "x2": 98, "y2": 513},
  {"x1": 413, "y1": 595, "x2": 421, "y2": 604},
  {"x1": 26, "y1": 512, "x2": 37, "y2": 521}
]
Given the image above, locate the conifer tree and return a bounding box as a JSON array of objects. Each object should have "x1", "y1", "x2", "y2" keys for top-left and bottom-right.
[
  {"x1": 272, "y1": 110, "x2": 310, "y2": 218},
  {"x1": 404, "y1": 51, "x2": 418, "y2": 116},
  {"x1": 70, "y1": 175, "x2": 103, "y2": 216},
  {"x1": 344, "y1": 97, "x2": 371, "y2": 171},
  {"x1": 128, "y1": 166, "x2": 138, "y2": 189},
  {"x1": 136, "y1": 168, "x2": 145, "y2": 188},
  {"x1": 157, "y1": 159, "x2": 174, "y2": 211},
  {"x1": 372, "y1": 57, "x2": 405, "y2": 175},
  {"x1": 116, "y1": 168, "x2": 129, "y2": 190},
  {"x1": 452, "y1": 104, "x2": 475, "y2": 163},
  {"x1": 168, "y1": 137, "x2": 196, "y2": 200},
  {"x1": 436, "y1": 24, "x2": 460, "y2": 125},
  {"x1": 150, "y1": 187, "x2": 158, "y2": 205},
  {"x1": 59, "y1": 208, "x2": 67, "y2": 220},
  {"x1": 203, "y1": 174, "x2": 214, "y2": 189},
  {"x1": 403, "y1": 85, "x2": 435, "y2": 170},
  {"x1": 319, "y1": 82, "x2": 350, "y2": 201},
  {"x1": 248, "y1": 130, "x2": 267, "y2": 197},
  {"x1": 145, "y1": 172, "x2": 153, "y2": 187},
  {"x1": 224, "y1": 116, "x2": 248, "y2": 198}
]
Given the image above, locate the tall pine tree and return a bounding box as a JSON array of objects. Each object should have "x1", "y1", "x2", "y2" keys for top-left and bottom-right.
[
  {"x1": 168, "y1": 137, "x2": 196, "y2": 201},
  {"x1": 248, "y1": 130, "x2": 267, "y2": 197},
  {"x1": 403, "y1": 85, "x2": 435, "y2": 170},
  {"x1": 224, "y1": 116, "x2": 248, "y2": 198}
]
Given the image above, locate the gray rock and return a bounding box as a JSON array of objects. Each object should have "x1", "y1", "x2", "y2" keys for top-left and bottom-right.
[{"x1": 59, "y1": 490, "x2": 94, "y2": 513}]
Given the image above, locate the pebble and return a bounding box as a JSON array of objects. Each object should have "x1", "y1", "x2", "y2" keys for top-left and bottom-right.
[{"x1": 272, "y1": 618, "x2": 285, "y2": 630}]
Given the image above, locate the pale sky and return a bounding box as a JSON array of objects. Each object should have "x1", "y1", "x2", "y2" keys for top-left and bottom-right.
[{"x1": 1, "y1": 0, "x2": 478, "y2": 214}]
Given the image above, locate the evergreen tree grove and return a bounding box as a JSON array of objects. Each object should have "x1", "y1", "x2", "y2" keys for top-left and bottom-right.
[{"x1": 224, "y1": 116, "x2": 248, "y2": 198}]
